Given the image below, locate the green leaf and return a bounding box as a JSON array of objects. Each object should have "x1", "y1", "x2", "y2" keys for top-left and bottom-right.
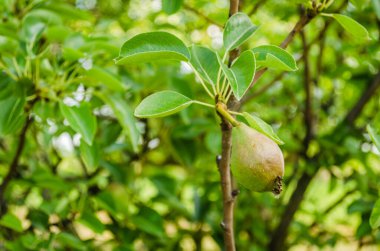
[
  {"x1": 240, "y1": 112, "x2": 284, "y2": 145},
  {"x1": 21, "y1": 15, "x2": 46, "y2": 42},
  {"x1": 131, "y1": 207, "x2": 165, "y2": 238},
  {"x1": 370, "y1": 199, "x2": 380, "y2": 229},
  {"x1": 0, "y1": 213, "x2": 23, "y2": 232},
  {"x1": 32, "y1": 170, "x2": 69, "y2": 191},
  {"x1": 0, "y1": 36, "x2": 19, "y2": 55},
  {"x1": 252, "y1": 45, "x2": 297, "y2": 71},
  {"x1": 45, "y1": 25, "x2": 72, "y2": 43},
  {"x1": 223, "y1": 12, "x2": 258, "y2": 51},
  {"x1": 115, "y1": 32, "x2": 190, "y2": 65},
  {"x1": 367, "y1": 124, "x2": 380, "y2": 151},
  {"x1": 62, "y1": 47, "x2": 84, "y2": 61},
  {"x1": 40, "y1": 2, "x2": 92, "y2": 20},
  {"x1": 0, "y1": 96, "x2": 25, "y2": 136},
  {"x1": 79, "y1": 139, "x2": 100, "y2": 171},
  {"x1": 162, "y1": 0, "x2": 183, "y2": 14},
  {"x1": 322, "y1": 13, "x2": 370, "y2": 40},
  {"x1": 77, "y1": 210, "x2": 105, "y2": 234},
  {"x1": 135, "y1": 91, "x2": 193, "y2": 118},
  {"x1": 83, "y1": 66, "x2": 126, "y2": 92},
  {"x1": 230, "y1": 50, "x2": 256, "y2": 100},
  {"x1": 59, "y1": 102, "x2": 97, "y2": 145},
  {"x1": 94, "y1": 192, "x2": 118, "y2": 218},
  {"x1": 372, "y1": 0, "x2": 380, "y2": 20},
  {"x1": 56, "y1": 232, "x2": 85, "y2": 251},
  {"x1": 189, "y1": 45, "x2": 219, "y2": 86},
  {"x1": 216, "y1": 54, "x2": 237, "y2": 93},
  {"x1": 97, "y1": 93, "x2": 140, "y2": 153}
]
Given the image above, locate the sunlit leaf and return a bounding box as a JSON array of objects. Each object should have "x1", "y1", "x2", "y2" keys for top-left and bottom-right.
[
  {"x1": 322, "y1": 13, "x2": 370, "y2": 40},
  {"x1": 79, "y1": 139, "x2": 100, "y2": 170},
  {"x1": 115, "y1": 32, "x2": 190, "y2": 64},
  {"x1": 216, "y1": 53, "x2": 237, "y2": 93},
  {"x1": 0, "y1": 213, "x2": 23, "y2": 232},
  {"x1": 230, "y1": 50, "x2": 256, "y2": 100},
  {"x1": 223, "y1": 12, "x2": 258, "y2": 51},
  {"x1": 0, "y1": 95, "x2": 25, "y2": 136},
  {"x1": 367, "y1": 124, "x2": 380, "y2": 151},
  {"x1": 39, "y1": 2, "x2": 92, "y2": 20},
  {"x1": 56, "y1": 232, "x2": 85, "y2": 250},
  {"x1": 189, "y1": 45, "x2": 219, "y2": 86},
  {"x1": 162, "y1": 0, "x2": 183, "y2": 14},
  {"x1": 77, "y1": 210, "x2": 105, "y2": 234},
  {"x1": 135, "y1": 91, "x2": 193, "y2": 118},
  {"x1": 372, "y1": 0, "x2": 380, "y2": 20},
  {"x1": 94, "y1": 192, "x2": 118, "y2": 218},
  {"x1": 83, "y1": 66, "x2": 126, "y2": 91},
  {"x1": 98, "y1": 93, "x2": 140, "y2": 153},
  {"x1": 59, "y1": 102, "x2": 97, "y2": 145},
  {"x1": 252, "y1": 45, "x2": 297, "y2": 71},
  {"x1": 370, "y1": 199, "x2": 380, "y2": 229},
  {"x1": 240, "y1": 112, "x2": 284, "y2": 145},
  {"x1": 131, "y1": 207, "x2": 165, "y2": 238}
]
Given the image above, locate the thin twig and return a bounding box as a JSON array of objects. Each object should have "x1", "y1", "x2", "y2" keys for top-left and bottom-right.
[
  {"x1": 183, "y1": 3, "x2": 223, "y2": 27},
  {"x1": 241, "y1": 71, "x2": 286, "y2": 104},
  {"x1": 0, "y1": 97, "x2": 38, "y2": 217},
  {"x1": 310, "y1": 188, "x2": 356, "y2": 229},
  {"x1": 300, "y1": 30, "x2": 314, "y2": 151},
  {"x1": 344, "y1": 72, "x2": 380, "y2": 124},
  {"x1": 248, "y1": 0, "x2": 267, "y2": 16},
  {"x1": 268, "y1": 71, "x2": 380, "y2": 251},
  {"x1": 246, "y1": 9, "x2": 316, "y2": 92}
]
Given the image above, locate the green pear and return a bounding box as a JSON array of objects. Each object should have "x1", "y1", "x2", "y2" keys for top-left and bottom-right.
[{"x1": 231, "y1": 123, "x2": 284, "y2": 195}]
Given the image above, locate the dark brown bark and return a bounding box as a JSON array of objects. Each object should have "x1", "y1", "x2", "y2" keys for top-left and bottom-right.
[
  {"x1": 0, "y1": 119, "x2": 33, "y2": 216},
  {"x1": 0, "y1": 97, "x2": 38, "y2": 217}
]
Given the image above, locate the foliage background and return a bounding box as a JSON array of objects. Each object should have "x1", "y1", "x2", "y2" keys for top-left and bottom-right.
[{"x1": 0, "y1": 0, "x2": 379, "y2": 250}]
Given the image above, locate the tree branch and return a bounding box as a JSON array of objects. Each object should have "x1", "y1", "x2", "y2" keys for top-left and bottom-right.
[
  {"x1": 229, "y1": 0, "x2": 239, "y2": 17},
  {"x1": 310, "y1": 187, "x2": 356, "y2": 229},
  {"x1": 344, "y1": 72, "x2": 380, "y2": 125},
  {"x1": 300, "y1": 30, "x2": 314, "y2": 152},
  {"x1": 218, "y1": 119, "x2": 236, "y2": 251},
  {"x1": 268, "y1": 28, "x2": 316, "y2": 251},
  {"x1": 248, "y1": 0, "x2": 267, "y2": 16},
  {"x1": 183, "y1": 3, "x2": 223, "y2": 27},
  {"x1": 267, "y1": 70, "x2": 380, "y2": 250},
  {"x1": 247, "y1": 8, "x2": 317, "y2": 92},
  {"x1": 241, "y1": 71, "x2": 286, "y2": 104},
  {"x1": 268, "y1": 169, "x2": 315, "y2": 251},
  {"x1": 0, "y1": 98, "x2": 38, "y2": 217},
  {"x1": 0, "y1": 149, "x2": 25, "y2": 211},
  {"x1": 217, "y1": 1, "x2": 240, "y2": 250}
]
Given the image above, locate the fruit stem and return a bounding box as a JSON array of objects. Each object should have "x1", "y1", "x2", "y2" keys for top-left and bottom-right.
[{"x1": 216, "y1": 102, "x2": 240, "y2": 127}]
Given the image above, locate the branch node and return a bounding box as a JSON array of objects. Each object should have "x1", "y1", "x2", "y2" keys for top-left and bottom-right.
[
  {"x1": 216, "y1": 155, "x2": 222, "y2": 168},
  {"x1": 231, "y1": 189, "x2": 240, "y2": 197}
]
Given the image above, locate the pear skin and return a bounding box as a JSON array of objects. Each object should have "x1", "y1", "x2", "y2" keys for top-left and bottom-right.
[{"x1": 231, "y1": 123, "x2": 284, "y2": 194}]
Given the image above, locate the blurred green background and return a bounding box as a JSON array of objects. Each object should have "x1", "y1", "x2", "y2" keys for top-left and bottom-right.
[{"x1": 0, "y1": 0, "x2": 379, "y2": 250}]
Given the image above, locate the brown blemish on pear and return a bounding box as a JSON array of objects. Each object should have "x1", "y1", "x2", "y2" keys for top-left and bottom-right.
[{"x1": 231, "y1": 123, "x2": 284, "y2": 195}]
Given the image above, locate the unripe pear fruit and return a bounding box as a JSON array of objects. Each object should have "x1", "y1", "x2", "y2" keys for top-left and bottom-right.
[{"x1": 231, "y1": 123, "x2": 284, "y2": 195}]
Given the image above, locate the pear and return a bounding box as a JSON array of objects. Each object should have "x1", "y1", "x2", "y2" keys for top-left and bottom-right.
[{"x1": 231, "y1": 123, "x2": 284, "y2": 195}]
